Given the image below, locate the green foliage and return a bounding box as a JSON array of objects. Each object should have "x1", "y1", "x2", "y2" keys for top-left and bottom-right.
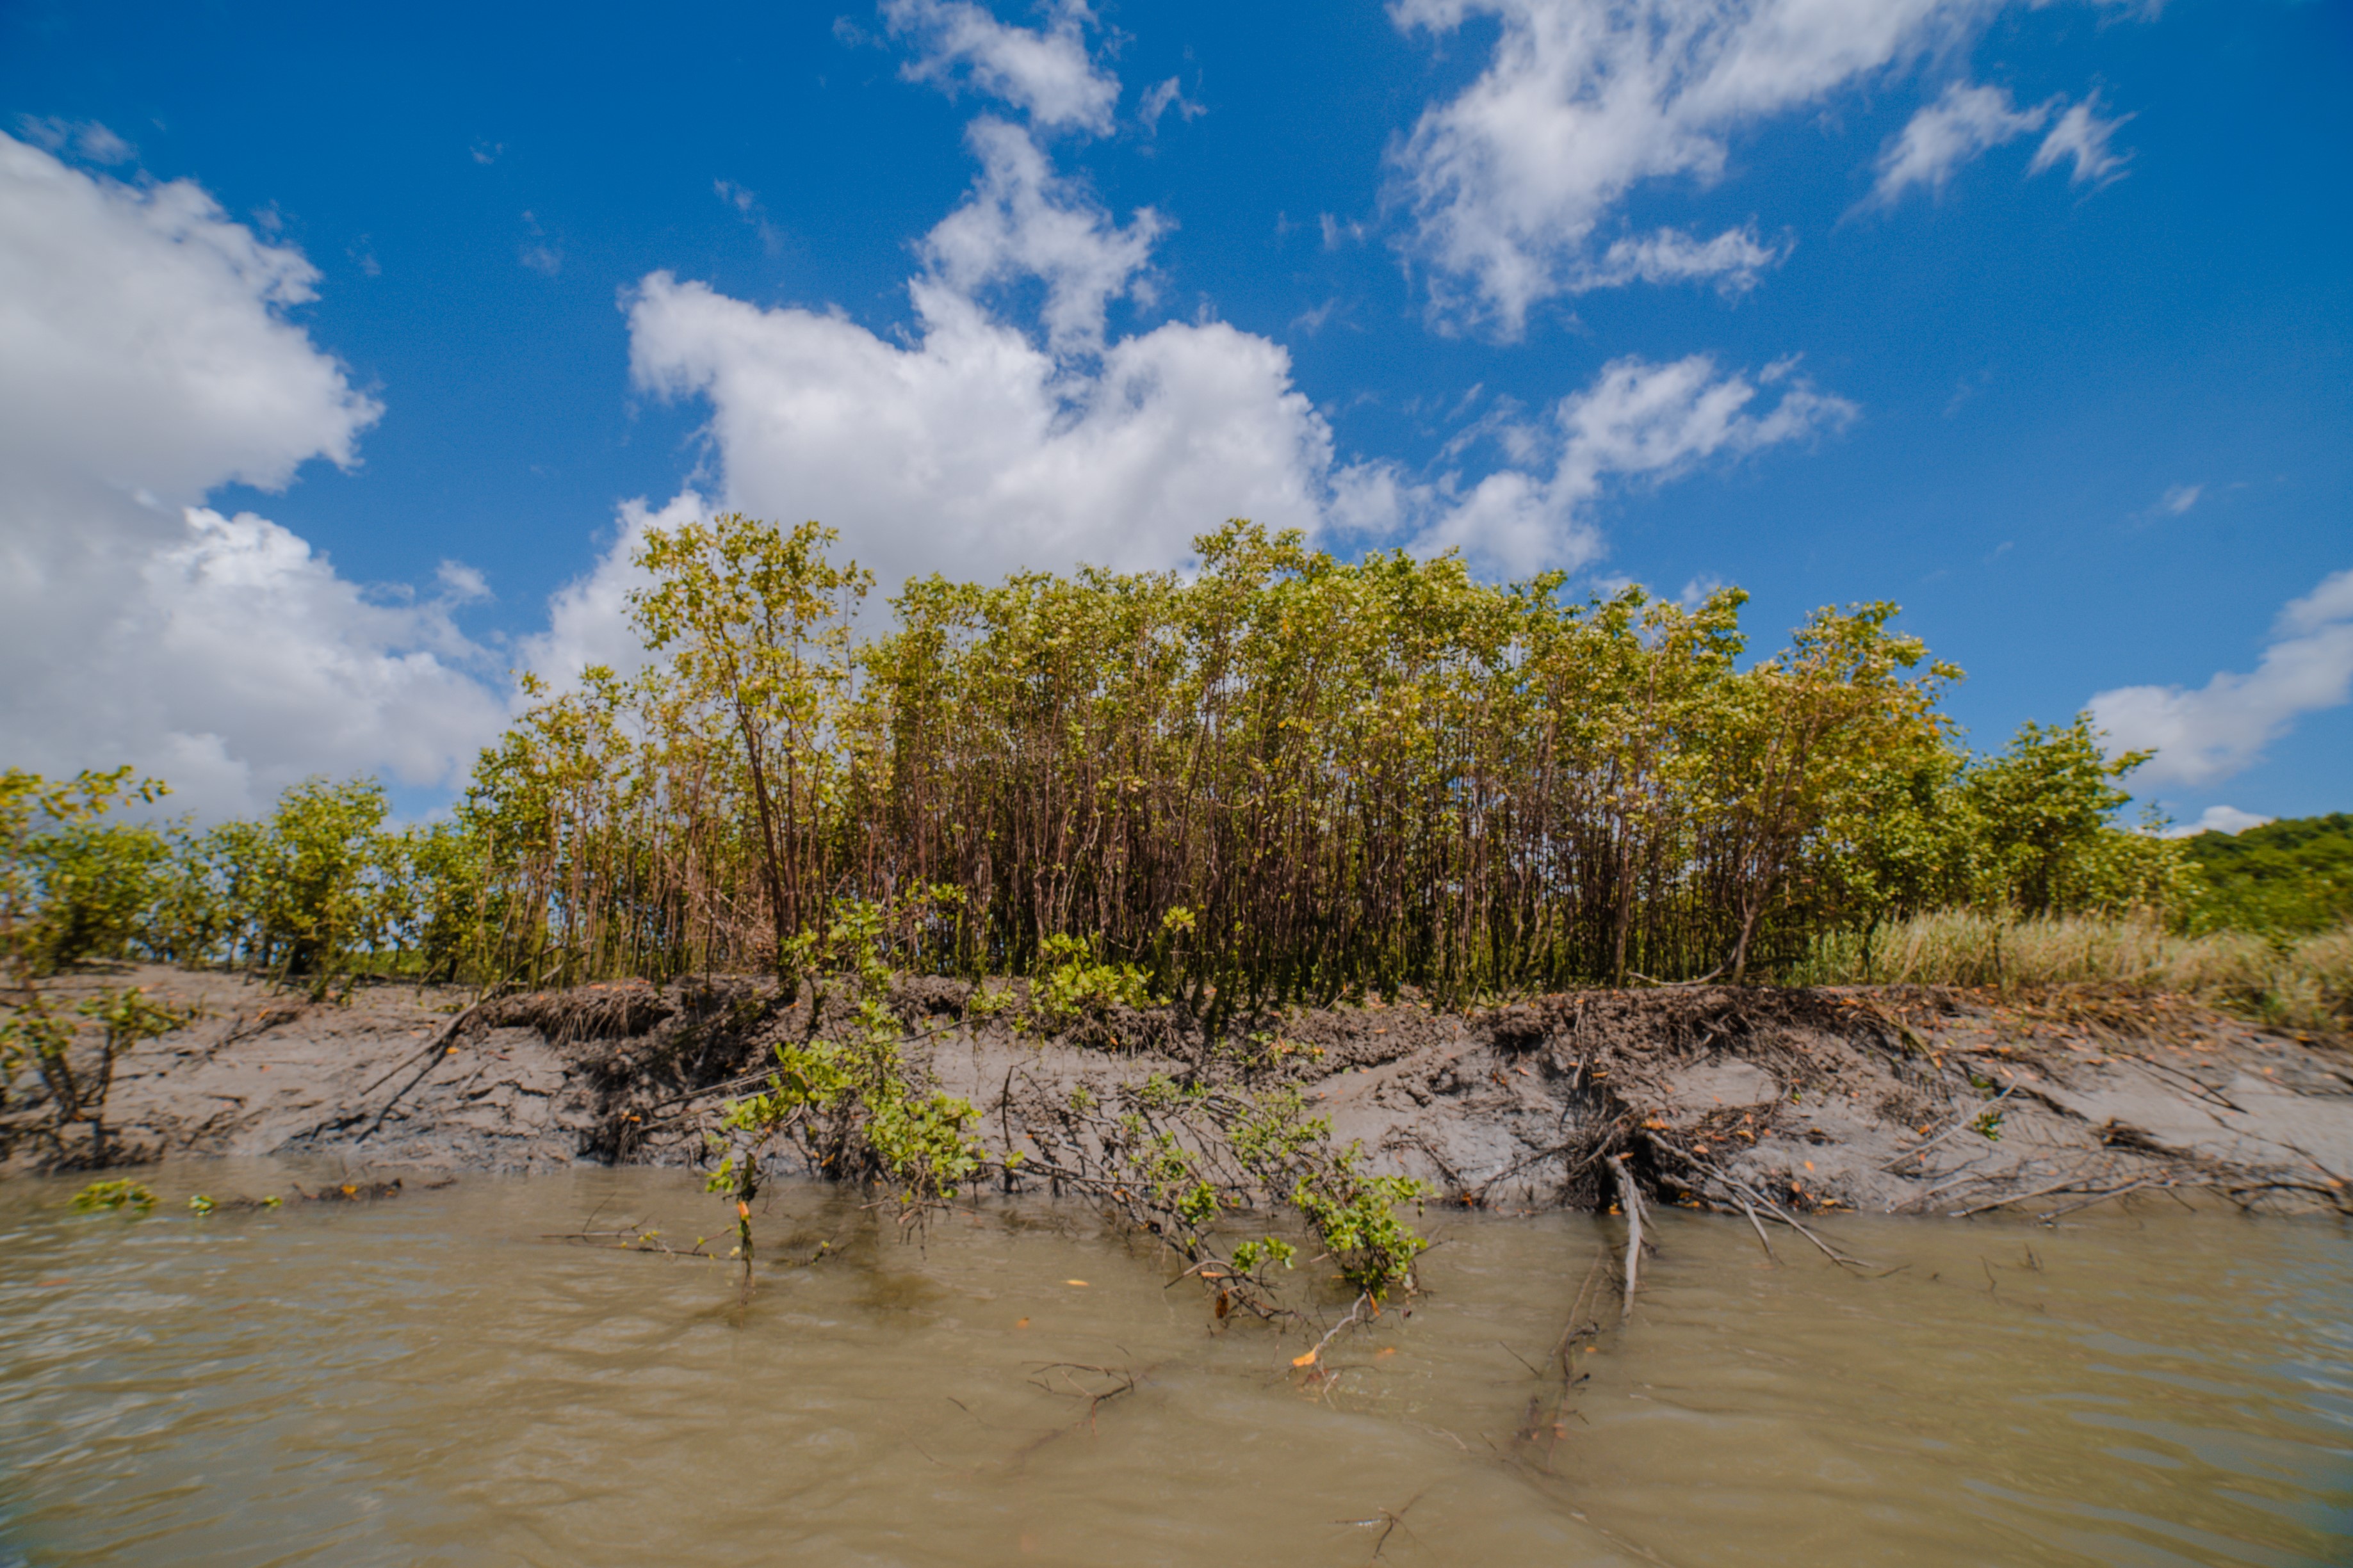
[
  {"x1": 1023, "y1": 934, "x2": 1154, "y2": 1032},
  {"x1": 2181, "y1": 814, "x2": 2353, "y2": 936},
  {"x1": 703, "y1": 897, "x2": 985, "y2": 1265},
  {"x1": 71, "y1": 1178, "x2": 156, "y2": 1213},
  {"x1": 1960, "y1": 717, "x2": 2186, "y2": 916},
  {"x1": 1226, "y1": 1087, "x2": 1427, "y2": 1300},
  {"x1": 19, "y1": 517, "x2": 2264, "y2": 1009},
  {"x1": 632, "y1": 513, "x2": 870, "y2": 971},
  {"x1": 1, "y1": 766, "x2": 172, "y2": 978},
  {"x1": 1228, "y1": 1236, "x2": 1296, "y2": 1277}
]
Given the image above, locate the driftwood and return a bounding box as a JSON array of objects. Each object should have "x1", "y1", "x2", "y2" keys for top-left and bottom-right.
[{"x1": 1609, "y1": 1154, "x2": 1648, "y2": 1321}]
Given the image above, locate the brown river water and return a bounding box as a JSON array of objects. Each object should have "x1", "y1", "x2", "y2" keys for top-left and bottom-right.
[{"x1": 1, "y1": 1163, "x2": 2347, "y2": 1567}]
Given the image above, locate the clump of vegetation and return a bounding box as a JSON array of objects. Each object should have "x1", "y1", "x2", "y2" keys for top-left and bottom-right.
[
  {"x1": 701, "y1": 898, "x2": 986, "y2": 1276},
  {"x1": 1794, "y1": 909, "x2": 2353, "y2": 1034},
  {"x1": 71, "y1": 1178, "x2": 156, "y2": 1213},
  {"x1": 1008, "y1": 1072, "x2": 1428, "y2": 1315},
  {"x1": 2181, "y1": 814, "x2": 2353, "y2": 936}
]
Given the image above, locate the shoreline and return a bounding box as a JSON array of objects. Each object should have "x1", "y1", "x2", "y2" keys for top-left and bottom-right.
[{"x1": 8, "y1": 963, "x2": 2350, "y2": 1222}]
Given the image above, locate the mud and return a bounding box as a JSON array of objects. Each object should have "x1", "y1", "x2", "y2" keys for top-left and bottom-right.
[{"x1": 6, "y1": 964, "x2": 2350, "y2": 1220}]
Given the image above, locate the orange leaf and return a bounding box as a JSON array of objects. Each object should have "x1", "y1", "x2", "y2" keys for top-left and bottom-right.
[
  {"x1": 736, "y1": 1200, "x2": 750, "y2": 1219},
  {"x1": 1064, "y1": 1279, "x2": 1089, "y2": 1288},
  {"x1": 1292, "y1": 1348, "x2": 1320, "y2": 1368}
]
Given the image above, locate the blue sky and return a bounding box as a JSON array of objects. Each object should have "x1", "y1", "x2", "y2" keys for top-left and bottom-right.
[{"x1": 1, "y1": 0, "x2": 2346, "y2": 828}]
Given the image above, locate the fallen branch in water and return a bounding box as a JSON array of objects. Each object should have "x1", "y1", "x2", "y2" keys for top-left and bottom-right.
[
  {"x1": 1952, "y1": 1165, "x2": 2111, "y2": 1218},
  {"x1": 1293, "y1": 1293, "x2": 1376, "y2": 1371},
  {"x1": 1736, "y1": 1194, "x2": 1778, "y2": 1263},
  {"x1": 2034, "y1": 1176, "x2": 2171, "y2": 1222},
  {"x1": 1609, "y1": 1154, "x2": 1647, "y2": 1321}
]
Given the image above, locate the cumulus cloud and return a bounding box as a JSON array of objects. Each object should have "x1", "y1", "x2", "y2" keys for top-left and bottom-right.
[
  {"x1": 533, "y1": 11, "x2": 1862, "y2": 681},
  {"x1": 1869, "y1": 81, "x2": 2052, "y2": 204},
  {"x1": 0, "y1": 131, "x2": 503, "y2": 816},
  {"x1": 621, "y1": 270, "x2": 1335, "y2": 600},
  {"x1": 565, "y1": 120, "x2": 1855, "y2": 672},
  {"x1": 920, "y1": 117, "x2": 1165, "y2": 354},
  {"x1": 522, "y1": 490, "x2": 713, "y2": 686},
  {"x1": 2090, "y1": 568, "x2": 2353, "y2": 788},
  {"x1": 882, "y1": 0, "x2": 1120, "y2": 133}
]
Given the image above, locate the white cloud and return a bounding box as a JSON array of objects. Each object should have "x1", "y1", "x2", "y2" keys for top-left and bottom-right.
[
  {"x1": 1403, "y1": 353, "x2": 1856, "y2": 575},
  {"x1": 1589, "y1": 224, "x2": 1786, "y2": 293},
  {"x1": 1388, "y1": 0, "x2": 1982, "y2": 332},
  {"x1": 2091, "y1": 568, "x2": 2353, "y2": 788},
  {"x1": 623, "y1": 270, "x2": 1335, "y2": 598},
  {"x1": 2030, "y1": 93, "x2": 2132, "y2": 184},
  {"x1": 2158, "y1": 482, "x2": 2201, "y2": 515},
  {"x1": 2157, "y1": 804, "x2": 2272, "y2": 840},
  {"x1": 1139, "y1": 77, "x2": 1205, "y2": 134},
  {"x1": 546, "y1": 16, "x2": 1865, "y2": 682},
  {"x1": 575, "y1": 113, "x2": 1857, "y2": 671},
  {"x1": 0, "y1": 131, "x2": 503, "y2": 816},
  {"x1": 920, "y1": 117, "x2": 1164, "y2": 355},
  {"x1": 14, "y1": 115, "x2": 136, "y2": 165},
  {"x1": 1869, "y1": 81, "x2": 2052, "y2": 204},
  {"x1": 524, "y1": 491, "x2": 712, "y2": 687},
  {"x1": 882, "y1": 0, "x2": 1120, "y2": 133},
  {"x1": 1388, "y1": 2, "x2": 2148, "y2": 331}
]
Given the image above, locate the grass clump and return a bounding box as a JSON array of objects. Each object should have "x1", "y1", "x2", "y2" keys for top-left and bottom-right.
[{"x1": 1793, "y1": 909, "x2": 2353, "y2": 1035}]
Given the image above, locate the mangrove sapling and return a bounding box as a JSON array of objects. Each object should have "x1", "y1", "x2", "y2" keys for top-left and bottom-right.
[
  {"x1": 699, "y1": 899, "x2": 986, "y2": 1288},
  {"x1": 4, "y1": 988, "x2": 193, "y2": 1166}
]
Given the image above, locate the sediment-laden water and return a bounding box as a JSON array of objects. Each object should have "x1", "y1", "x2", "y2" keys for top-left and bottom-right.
[{"x1": 2, "y1": 1165, "x2": 2347, "y2": 1566}]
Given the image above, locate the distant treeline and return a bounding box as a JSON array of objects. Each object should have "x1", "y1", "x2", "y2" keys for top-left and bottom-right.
[
  {"x1": 2180, "y1": 814, "x2": 2353, "y2": 937},
  {"x1": 4, "y1": 519, "x2": 2227, "y2": 1006}
]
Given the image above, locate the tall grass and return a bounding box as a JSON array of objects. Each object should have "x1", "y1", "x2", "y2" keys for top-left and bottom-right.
[{"x1": 1791, "y1": 909, "x2": 2353, "y2": 1034}]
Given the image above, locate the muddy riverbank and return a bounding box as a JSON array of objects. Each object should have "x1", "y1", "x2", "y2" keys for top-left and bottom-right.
[{"x1": 6, "y1": 964, "x2": 2350, "y2": 1221}]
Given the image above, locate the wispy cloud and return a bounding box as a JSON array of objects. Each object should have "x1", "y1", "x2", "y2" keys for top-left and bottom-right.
[
  {"x1": 2158, "y1": 482, "x2": 2202, "y2": 515},
  {"x1": 13, "y1": 115, "x2": 134, "y2": 164},
  {"x1": 1868, "y1": 82, "x2": 2052, "y2": 206},
  {"x1": 715, "y1": 179, "x2": 785, "y2": 255},
  {"x1": 2030, "y1": 93, "x2": 2133, "y2": 185},
  {"x1": 1139, "y1": 76, "x2": 1205, "y2": 135},
  {"x1": 518, "y1": 210, "x2": 561, "y2": 275},
  {"x1": 1387, "y1": 0, "x2": 1975, "y2": 334}
]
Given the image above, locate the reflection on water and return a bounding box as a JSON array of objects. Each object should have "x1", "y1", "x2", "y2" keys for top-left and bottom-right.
[{"x1": 1, "y1": 1163, "x2": 2347, "y2": 1566}]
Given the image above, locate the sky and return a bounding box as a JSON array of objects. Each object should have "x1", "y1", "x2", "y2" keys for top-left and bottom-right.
[{"x1": 1, "y1": 0, "x2": 2347, "y2": 833}]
